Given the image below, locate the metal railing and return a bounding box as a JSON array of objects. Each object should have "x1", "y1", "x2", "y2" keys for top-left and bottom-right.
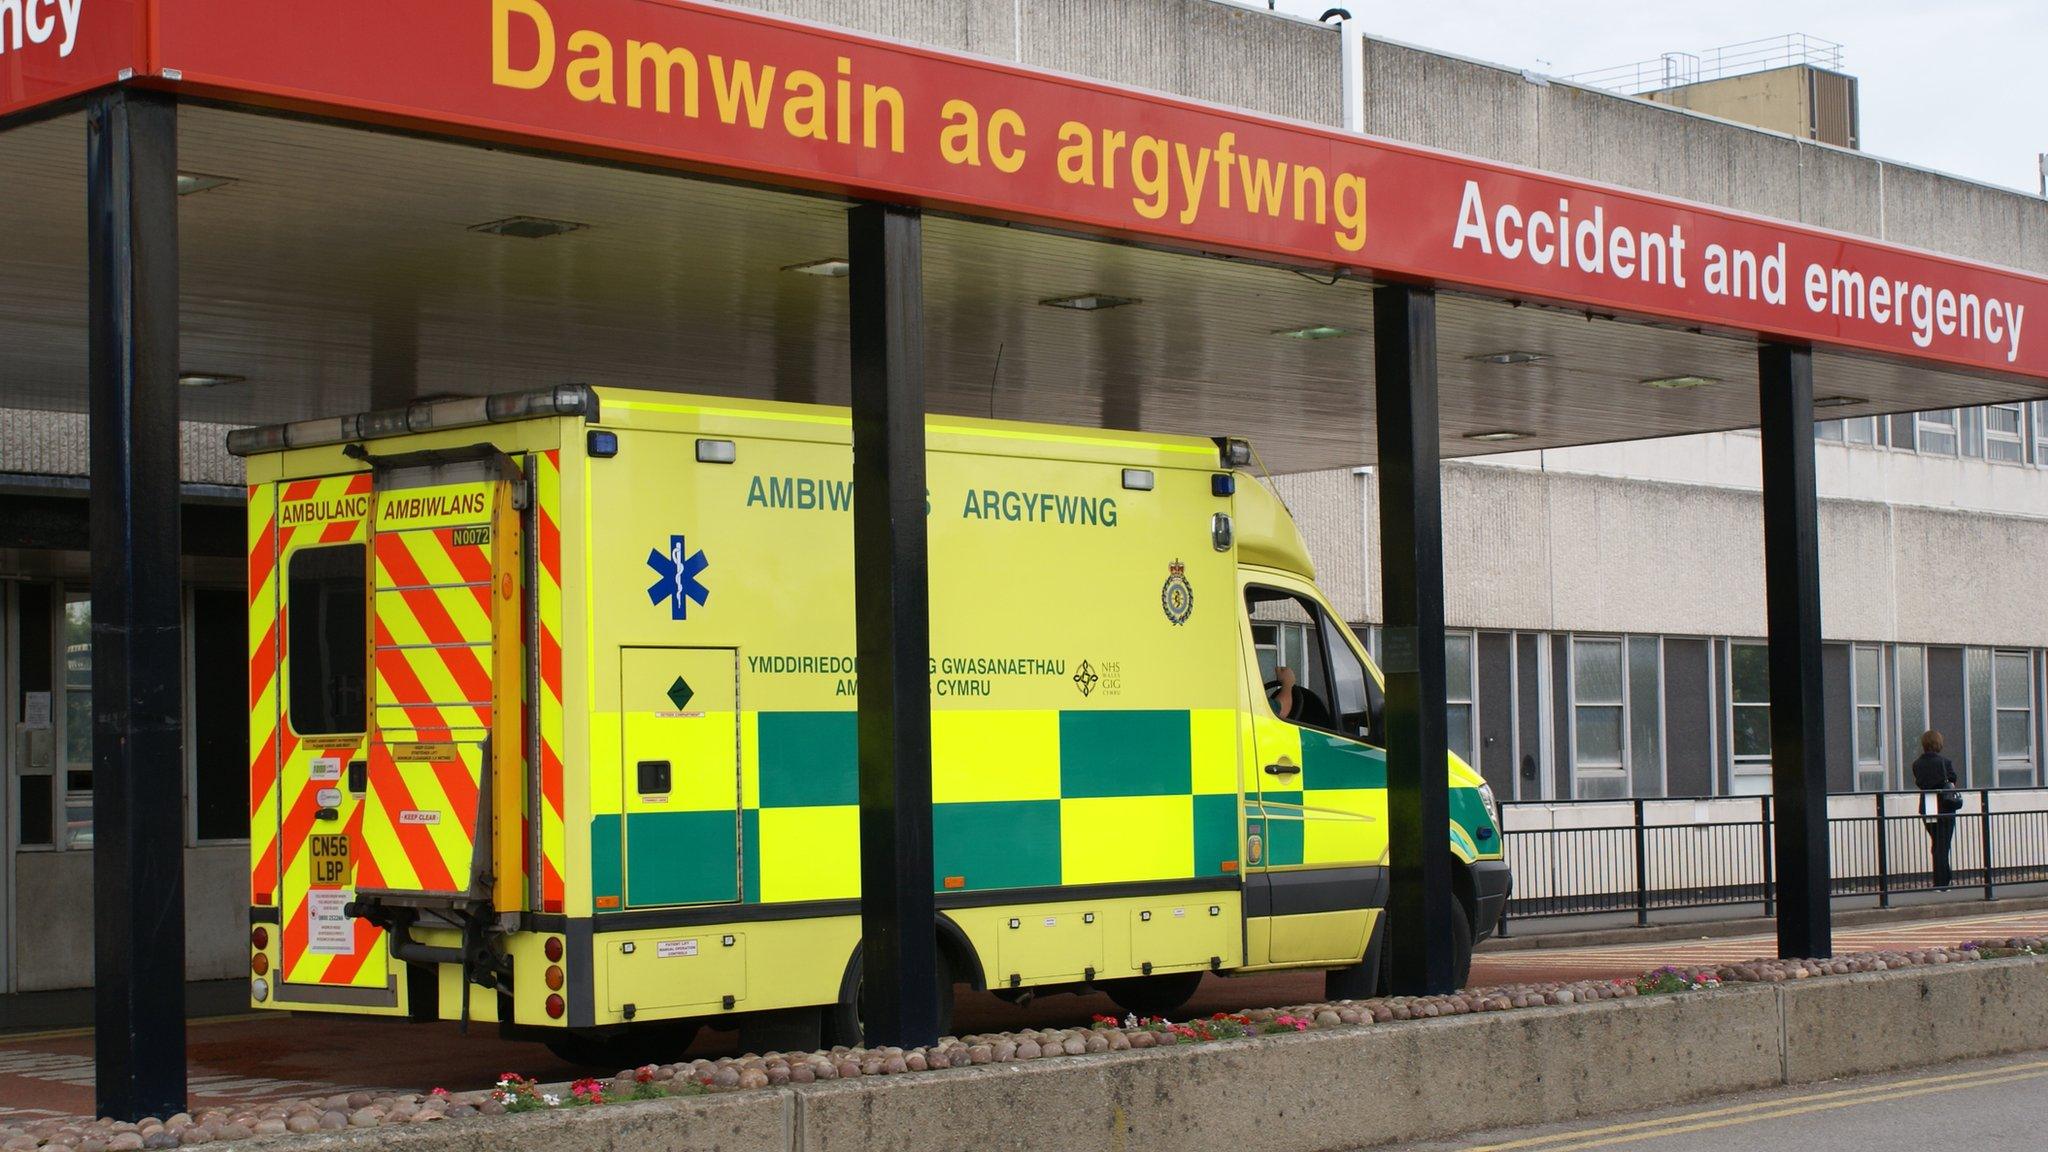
[
  {"x1": 1566, "y1": 33, "x2": 1846, "y2": 97},
  {"x1": 1498, "y1": 788, "x2": 2048, "y2": 926}
]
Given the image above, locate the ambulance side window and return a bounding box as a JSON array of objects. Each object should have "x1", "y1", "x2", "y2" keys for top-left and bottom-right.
[
  {"x1": 287, "y1": 544, "x2": 367, "y2": 735},
  {"x1": 1324, "y1": 620, "x2": 1385, "y2": 748},
  {"x1": 1246, "y1": 585, "x2": 1384, "y2": 747}
]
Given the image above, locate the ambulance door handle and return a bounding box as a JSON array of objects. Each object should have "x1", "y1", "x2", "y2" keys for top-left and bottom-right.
[{"x1": 1263, "y1": 758, "x2": 1300, "y2": 778}]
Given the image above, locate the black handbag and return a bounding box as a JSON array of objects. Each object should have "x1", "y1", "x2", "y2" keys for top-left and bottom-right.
[{"x1": 1937, "y1": 787, "x2": 1964, "y2": 814}]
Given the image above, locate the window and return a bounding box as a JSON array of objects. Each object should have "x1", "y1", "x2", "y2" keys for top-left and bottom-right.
[
  {"x1": 1994, "y1": 650, "x2": 2035, "y2": 788},
  {"x1": 1916, "y1": 409, "x2": 1959, "y2": 455},
  {"x1": 1245, "y1": 587, "x2": 1382, "y2": 744},
  {"x1": 287, "y1": 545, "x2": 368, "y2": 736},
  {"x1": 1960, "y1": 406, "x2": 1985, "y2": 459},
  {"x1": 191, "y1": 588, "x2": 251, "y2": 843},
  {"x1": 2033, "y1": 402, "x2": 2048, "y2": 465},
  {"x1": 1895, "y1": 644, "x2": 1927, "y2": 782},
  {"x1": 1816, "y1": 418, "x2": 1880, "y2": 447},
  {"x1": 1985, "y1": 404, "x2": 2025, "y2": 464},
  {"x1": 1570, "y1": 637, "x2": 1626, "y2": 799},
  {"x1": 1853, "y1": 644, "x2": 1886, "y2": 792},
  {"x1": 1445, "y1": 631, "x2": 1475, "y2": 767},
  {"x1": 1628, "y1": 636, "x2": 1663, "y2": 797},
  {"x1": 1728, "y1": 641, "x2": 1772, "y2": 795},
  {"x1": 61, "y1": 594, "x2": 93, "y2": 848}
]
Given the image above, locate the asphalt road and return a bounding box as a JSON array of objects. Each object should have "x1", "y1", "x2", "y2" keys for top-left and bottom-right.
[{"x1": 1399, "y1": 1050, "x2": 2048, "y2": 1151}]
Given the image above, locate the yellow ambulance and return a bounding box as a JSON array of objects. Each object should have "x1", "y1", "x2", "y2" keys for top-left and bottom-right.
[{"x1": 233, "y1": 385, "x2": 1509, "y2": 1062}]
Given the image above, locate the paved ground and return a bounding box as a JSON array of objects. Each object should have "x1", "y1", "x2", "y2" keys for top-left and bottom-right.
[
  {"x1": 1397, "y1": 1049, "x2": 2048, "y2": 1150},
  {"x1": 6, "y1": 907, "x2": 2045, "y2": 1122}
]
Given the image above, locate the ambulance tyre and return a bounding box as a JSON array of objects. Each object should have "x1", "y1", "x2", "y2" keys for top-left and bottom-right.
[
  {"x1": 821, "y1": 947, "x2": 956, "y2": 1048},
  {"x1": 543, "y1": 1021, "x2": 700, "y2": 1070},
  {"x1": 1099, "y1": 971, "x2": 1205, "y2": 1020},
  {"x1": 1364, "y1": 895, "x2": 1475, "y2": 996}
]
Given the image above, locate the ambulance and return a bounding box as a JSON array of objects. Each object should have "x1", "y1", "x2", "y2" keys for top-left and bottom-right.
[{"x1": 232, "y1": 385, "x2": 1510, "y2": 1063}]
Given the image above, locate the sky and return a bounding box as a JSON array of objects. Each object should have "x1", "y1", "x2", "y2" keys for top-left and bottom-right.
[{"x1": 1269, "y1": 0, "x2": 2047, "y2": 194}]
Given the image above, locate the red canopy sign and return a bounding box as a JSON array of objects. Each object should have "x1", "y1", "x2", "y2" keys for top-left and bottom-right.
[
  {"x1": 23, "y1": 0, "x2": 2048, "y2": 379},
  {"x1": 0, "y1": 0, "x2": 142, "y2": 120}
]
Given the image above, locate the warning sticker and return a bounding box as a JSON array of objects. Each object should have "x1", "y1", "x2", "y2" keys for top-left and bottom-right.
[
  {"x1": 307, "y1": 890, "x2": 354, "y2": 955},
  {"x1": 309, "y1": 757, "x2": 344, "y2": 782},
  {"x1": 656, "y1": 939, "x2": 699, "y2": 958},
  {"x1": 398, "y1": 810, "x2": 441, "y2": 825},
  {"x1": 389, "y1": 743, "x2": 457, "y2": 762}
]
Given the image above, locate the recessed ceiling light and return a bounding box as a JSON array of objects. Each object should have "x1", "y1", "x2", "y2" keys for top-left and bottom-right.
[
  {"x1": 176, "y1": 172, "x2": 235, "y2": 196},
  {"x1": 1641, "y1": 374, "x2": 1720, "y2": 390},
  {"x1": 1464, "y1": 430, "x2": 1533, "y2": 442},
  {"x1": 468, "y1": 216, "x2": 588, "y2": 239},
  {"x1": 1274, "y1": 324, "x2": 1350, "y2": 340},
  {"x1": 1040, "y1": 293, "x2": 1139, "y2": 311},
  {"x1": 1468, "y1": 351, "x2": 1546, "y2": 366},
  {"x1": 1813, "y1": 394, "x2": 1869, "y2": 409},
  {"x1": 783, "y1": 258, "x2": 850, "y2": 278},
  {"x1": 179, "y1": 372, "x2": 246, "y2": 388}
]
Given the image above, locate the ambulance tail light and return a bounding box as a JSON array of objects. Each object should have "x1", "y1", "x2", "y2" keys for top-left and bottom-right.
[
  {"x1": 227, "y1": 385, "x2": 599, "y2": 456},
  {"x1": 544, "y1": 936, "x2": 564, "y2": 963},
  {"x1": 545, "y1": 994, "x2": 565, "y2": 1019}
]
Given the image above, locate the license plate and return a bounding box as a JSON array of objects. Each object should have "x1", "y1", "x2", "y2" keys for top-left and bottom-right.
[{"x1": 308, "y1": 832, "x2": 354, "y2": 888}]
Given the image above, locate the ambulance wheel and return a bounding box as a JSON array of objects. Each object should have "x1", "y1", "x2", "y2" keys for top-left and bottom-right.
[
  {"x1": 821, "y1": 949, "x2": 956, "y2": 1048},
  {"x1": 543, "y1": 1022, "x2": 700, "y2": 1071},
  {"x1": 1099, "y1": 971, "x2": 1205, "y2": 1020},
  {"x1": 1363, "y1": 897, "x2": 1475, "y2": 995}
]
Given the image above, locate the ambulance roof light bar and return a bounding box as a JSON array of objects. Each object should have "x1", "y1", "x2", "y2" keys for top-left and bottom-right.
[{"x1": 226, "y1": 384, "x2": 599, "y2": 456}]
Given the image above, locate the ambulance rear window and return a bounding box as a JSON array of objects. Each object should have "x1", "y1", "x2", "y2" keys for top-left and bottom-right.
[{"x1": 287, "y1": 544, "x2": 367, "y2": 735}]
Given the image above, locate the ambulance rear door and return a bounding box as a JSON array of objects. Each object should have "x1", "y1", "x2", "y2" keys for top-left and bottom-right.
[{"x1": 356, "y1": 455, "x2": 526, "y2": 916}]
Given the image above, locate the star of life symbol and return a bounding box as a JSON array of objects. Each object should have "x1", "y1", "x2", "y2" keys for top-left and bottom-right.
[
  {"x1": 1073, "y1": 660, "x2": 1100, "y2": 698},
  {"x1": 646, "y1": 534, "x2": 710, "y2": 620}
]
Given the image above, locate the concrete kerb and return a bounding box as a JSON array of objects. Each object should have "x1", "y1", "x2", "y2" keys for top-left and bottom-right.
[
  {"x1": 219, "y1": 1091, "x2": 792, "y2": 1152},
  {"x1": 215, "y1": 956, "x2": 2048, "y2": 1152}
]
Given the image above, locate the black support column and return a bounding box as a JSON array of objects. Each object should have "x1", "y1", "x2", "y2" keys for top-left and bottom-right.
[
  {"x1": 847, "y1": 203, "x2": 940, "y2": 1047},
  {"x1": 87, "y1": 88, "x2": 186, "y2": 1121},
  {"x1": 1757, "y1": 342, "x2": 1832, "y2": 959},
  {"x1": 1374, "y1": 283, "x2": 1458, "y2": 995}
]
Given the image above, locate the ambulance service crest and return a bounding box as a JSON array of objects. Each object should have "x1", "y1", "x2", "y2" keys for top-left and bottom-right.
[{"x1": 1160, "y1": 559, "x2": 1194, "y2": 625}]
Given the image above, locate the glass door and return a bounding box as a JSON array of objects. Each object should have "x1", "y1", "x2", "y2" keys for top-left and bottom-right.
[{"x1": 60, "y1": 593, "x2": 91, "y2": 848}]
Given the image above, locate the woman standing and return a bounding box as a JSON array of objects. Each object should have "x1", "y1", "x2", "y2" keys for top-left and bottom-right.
[{"x1": 1911, "y1": 730, "x2": 1961, "y2": 890}]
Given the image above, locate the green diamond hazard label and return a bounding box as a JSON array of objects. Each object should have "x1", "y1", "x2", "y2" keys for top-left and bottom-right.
[{"x1": 667, "y1": 677, "x2": 694, "y2": 712}]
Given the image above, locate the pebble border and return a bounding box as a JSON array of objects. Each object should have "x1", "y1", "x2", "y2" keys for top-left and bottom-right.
[{"x1": 11, "y1": 937, "x2": 2041, "y2": 1150}]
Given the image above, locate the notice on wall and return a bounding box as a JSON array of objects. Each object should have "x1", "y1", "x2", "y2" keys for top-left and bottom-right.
[
  {"x1": 307, "y1": 890, "x2": 354, "y2": 955},
  {"x1": 22, "y1": 692, "x2": 50, "y2": 728}
]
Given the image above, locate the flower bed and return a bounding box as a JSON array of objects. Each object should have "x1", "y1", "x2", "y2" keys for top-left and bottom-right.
[{"x1": 11, "y1": 936, "x2": 2042, "y2": 1150}]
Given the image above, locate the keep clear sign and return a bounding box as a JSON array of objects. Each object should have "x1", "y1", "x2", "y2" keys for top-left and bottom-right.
[{"x1": 307, "y1": 891, "x2": 355, "y2": 955}]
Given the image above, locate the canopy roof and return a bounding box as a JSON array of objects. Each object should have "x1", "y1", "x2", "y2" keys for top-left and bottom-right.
[{"x1": 0, "y1": 0, "x2": 2041, "y2": 472}]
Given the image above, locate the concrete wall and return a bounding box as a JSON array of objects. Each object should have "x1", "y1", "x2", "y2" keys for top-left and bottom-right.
[
  {"x1": 1283, "y1": 435, "x2": 2048, "y2": 648},
  {"x1": 728, "y1": 0, "x2": 1343, "y2": 126},
  {"x1": 266, "y1": 956, "x2": 2048, "y2": 1152},
  {"x1": 11, "y1": 846, "x2": 247, "y2": 992},
  {"x1": 0, "y1": 408, "x2": 244, "y2": 487}
]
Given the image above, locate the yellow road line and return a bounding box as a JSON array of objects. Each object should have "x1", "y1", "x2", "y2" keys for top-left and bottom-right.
[{"x1": 1463, "y1": 1059, "x2": 2048, "y2": 1151}]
